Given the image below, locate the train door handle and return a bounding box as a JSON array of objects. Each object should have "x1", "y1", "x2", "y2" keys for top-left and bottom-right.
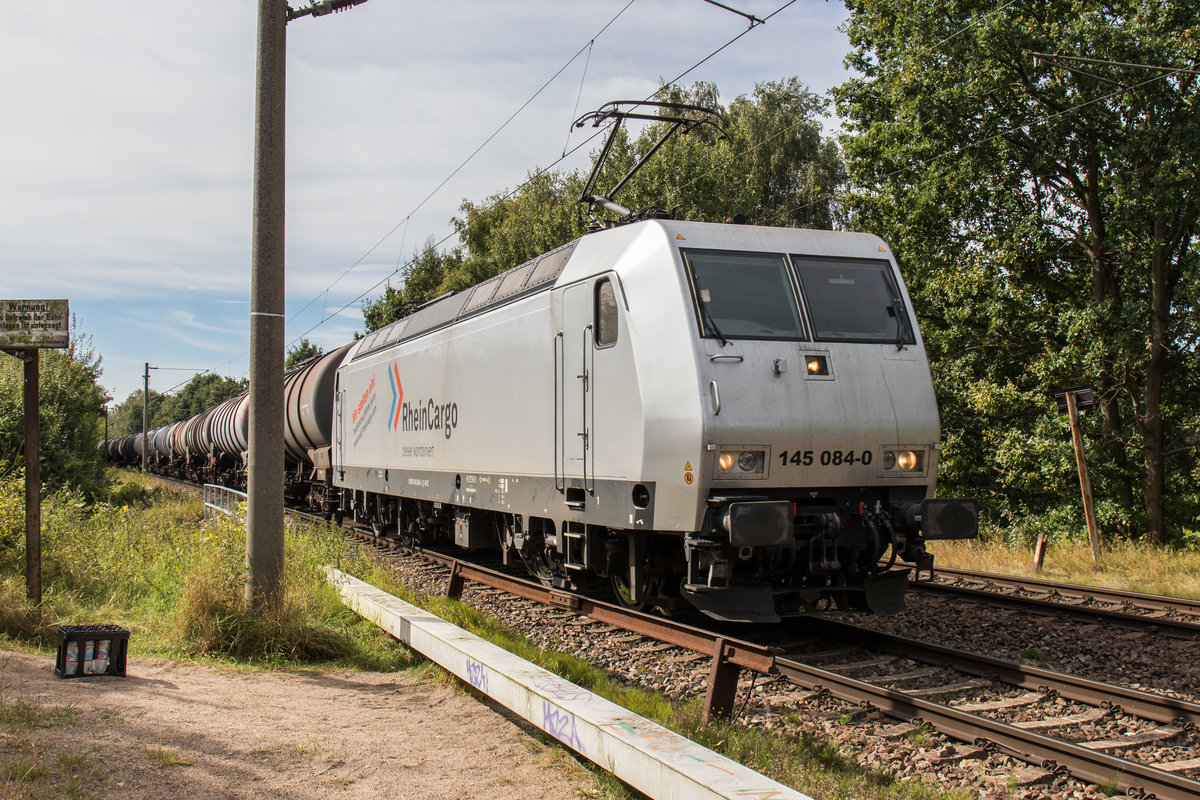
[{"x1": 709, "y1": 380, "x2": 721, "y2": 415}]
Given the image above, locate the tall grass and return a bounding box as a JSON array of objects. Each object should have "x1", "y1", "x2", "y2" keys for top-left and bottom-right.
[
  {"x1": 0, "y1": 471, "x2": 415, "y2": 670},
  {"x1": 929, "y1": 537, "x2": 1200, "y2": 599}
]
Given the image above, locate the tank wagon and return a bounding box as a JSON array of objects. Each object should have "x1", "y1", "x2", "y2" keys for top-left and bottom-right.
[
  {"x1": 106, "y1": 218, "x2": 977, "y2": 622},
  {"x1": 332, "y1": 219, "x2": 977, "y2": 622}
]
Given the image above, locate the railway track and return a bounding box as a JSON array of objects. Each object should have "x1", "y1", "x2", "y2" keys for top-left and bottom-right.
[
  {"x1": 910, "y1": 564, "x2": 1200, "y2": 638},
  {"x1": 350, "y1": 529, "x2": 1200, "y2": 799},
  {"x1": 778, "y1": 617, "x2": 1200, "y2": 799},
  {"x1": 183, "y1": 479, "x2": 1200, "y2": 798}
]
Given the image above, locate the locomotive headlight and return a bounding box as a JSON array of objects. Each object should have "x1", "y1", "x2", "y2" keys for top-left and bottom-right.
[
  {"x1": 737, "y1": 450, "x2": 761, "y2": 472},
  {"x1": 881, "y1": 449, "x2": 924, "y2": 471},
  {"x1": 718, "y1": 450, "x2": 765, "y2": 475}
]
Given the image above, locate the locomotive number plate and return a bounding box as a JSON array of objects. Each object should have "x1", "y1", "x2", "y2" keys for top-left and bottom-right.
[{"x1": 779, "y1": 449, "x2": 873, "y2": 467}]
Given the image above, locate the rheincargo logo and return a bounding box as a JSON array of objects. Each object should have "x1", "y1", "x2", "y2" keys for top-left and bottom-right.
[
  {"x1": 388, "y1": 361, "x2": 458, "y2": 439},
  {"x1": 387, "y1": 363, "x2": 403, "y2": 431},
  {"x1": 400, "y1": 399, "x2": 458, "y2": 439}
]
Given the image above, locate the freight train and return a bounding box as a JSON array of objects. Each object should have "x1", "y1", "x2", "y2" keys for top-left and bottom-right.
[{"x1": 106, "y1": 218, "x2": 978, "y2": 622}]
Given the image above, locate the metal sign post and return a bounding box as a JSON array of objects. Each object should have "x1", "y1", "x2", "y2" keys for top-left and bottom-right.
[
  {"x1": 1054, "y1": 386, "x2": 1101, "y2": 565},
  {"x1": 1, "y1": 298, "x2": 69, "y2": 605}
]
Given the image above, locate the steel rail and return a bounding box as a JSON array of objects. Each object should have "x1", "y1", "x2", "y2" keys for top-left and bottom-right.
[
  {"x1": 352, "y1": 540, "x2": 777, "y2": 720},
  {"x1": 773, "y1": 654, "x2": 1200, "y2": 800},
  {"x1": 427, "y1": 553, "x2": 777, "y2": 672},
  {"x1": 798, "y1": 617, "x2": 1200, "y2": 727},
  {"x1": 923, "y1": 565, "x2": 1200, "y2": 617},
  {"x1": 913, "y1": 580, "x2": 1200, "y2": 638}
]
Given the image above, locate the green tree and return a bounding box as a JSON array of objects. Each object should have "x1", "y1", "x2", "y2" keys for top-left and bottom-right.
[
  {"x1": 619, "y1": 80, "x2": 846, "y2": 229},
  {"x1": 362, "y1": 79, "x2": 846, "y2": 330},
  {"x1": 0, "y1": 323, "x2": 108, "y2": 496},
  {"x1": 835, "y1": 0, "x2": 1200, "y2": 543},
  {"x1": 109, "y1": 388, "x2": 165, "y2": 438},
  {"x1": 285, "y1": 338, "x2": 324, "y2": 370},
  {"x1": 362, "y1": 239, "x2": 465, "y2": 332},
  {"x1": 154, "y1": 374, "x2": 247, "y2": 426}
]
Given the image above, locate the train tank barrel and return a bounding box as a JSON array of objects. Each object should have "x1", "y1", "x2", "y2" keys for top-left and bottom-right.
[
  {"x1": 283, "y1": 343, "x2": 352, "y2": 464},
  {"x1": 209, "y1": 394, "x2": 250, "y2": 457},
  {"x1": 171, "y1": 417, "x2": 191, "y2": 460},
  {"x1": 186, "y1": 406, "x2": 217, "y2": 459}
]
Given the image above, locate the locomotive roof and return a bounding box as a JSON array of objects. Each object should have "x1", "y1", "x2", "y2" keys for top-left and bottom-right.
[
  {"x1": 351, "y1": 237, "x2": 580, "y2": 362},
  {"x1": 349, "y1": 220, "x2": 894, "y2": 362}
]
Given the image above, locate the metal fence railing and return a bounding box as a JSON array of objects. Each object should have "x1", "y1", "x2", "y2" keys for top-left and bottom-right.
[{"x1": 203, "y1": 484, "x2": 247, "y2": 521}]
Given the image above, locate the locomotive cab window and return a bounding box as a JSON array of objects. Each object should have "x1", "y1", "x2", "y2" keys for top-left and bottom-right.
[
  {"x1": 682, "y1": 250, "x2": 806, "y2": 341},
  {"x1": 791, "y1": 255, "x2": 916, "y2": 344},
  {"x1": 595, "y1": 278, "x2": 618, "y2": 347}
]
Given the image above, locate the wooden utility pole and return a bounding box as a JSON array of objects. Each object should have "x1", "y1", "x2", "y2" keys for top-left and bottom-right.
[
  {"x1": 1, "y1": 298, "x2": 69, "y2": 606},
  {"x1": 1066, "y1": 390, "x2": 1102, "y2": 564},
  {"x1": 24, "y1": 351, "x2": 40, "y2": 604}
]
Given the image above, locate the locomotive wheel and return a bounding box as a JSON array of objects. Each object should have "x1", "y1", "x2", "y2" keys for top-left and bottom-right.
[
  {"x1": 610, "y1": 571, "x2": 648, "y2": 612},
  {"x1": 519, "y1": 547, "x2": 562, "y2": 587}
]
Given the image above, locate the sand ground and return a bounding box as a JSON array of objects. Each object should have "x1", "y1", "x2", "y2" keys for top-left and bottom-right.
[{"x1": 0, "y1": 648, "x2": 595, "y2": 799}]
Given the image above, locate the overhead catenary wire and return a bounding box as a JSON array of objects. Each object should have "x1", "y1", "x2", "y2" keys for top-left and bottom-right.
[{"x1": 286, "y1": 0, "x2": 639, "y2": 328}]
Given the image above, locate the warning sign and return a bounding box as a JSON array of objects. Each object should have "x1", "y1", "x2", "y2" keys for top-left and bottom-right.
[{"x1": 0, "y1": 299, "x2": 69, "y2": 349}]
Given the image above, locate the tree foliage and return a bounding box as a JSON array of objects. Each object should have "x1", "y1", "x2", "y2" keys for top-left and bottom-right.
[
  {"x1": 108, "y1": 388, "x2": 164, "y2": 438},
  {"x1": 285, "y1": 338, "x2": 325, "y2": 370},
  {"x1": 362, "y1": 79, "x2": 846, "y2": 329},
  {"x1": 0, "y1": 323, "x2": 108, "y2": 497},
  {"x1": 153, "y1": 374, "x2": 247, "y2": 427},
  {"x1": 835, "y1": 0, "x2": 1200, "y2": 543}
]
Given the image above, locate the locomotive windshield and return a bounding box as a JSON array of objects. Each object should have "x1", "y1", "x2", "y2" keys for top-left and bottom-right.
[
  {"x1": 791, "y1": 255, "x2": 915, "y2": 344},
  {"x1": 682, "y1": 250, "x2": 807, "y2": 340}
]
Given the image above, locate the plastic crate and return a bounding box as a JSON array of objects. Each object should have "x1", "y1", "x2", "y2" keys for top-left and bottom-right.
[{"x1": 55, "y1": 625, "x2": 129, "y2": 679}]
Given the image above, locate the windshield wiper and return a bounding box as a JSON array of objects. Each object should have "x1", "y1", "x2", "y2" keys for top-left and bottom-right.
[
  {"x1": 704, "y1": 305, "x2": 732, "y2": 346},
  {"x1": 882, "y1": 269, "x2": 911, "y2": 351},
  {"x1": 692, "y1": 278, "x2": 731, "y2": 346}
]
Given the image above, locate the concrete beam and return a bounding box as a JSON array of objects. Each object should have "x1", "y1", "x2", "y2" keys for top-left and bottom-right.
[{"x1": 327, "y1": 569, "x2": 812, "y2": 800}]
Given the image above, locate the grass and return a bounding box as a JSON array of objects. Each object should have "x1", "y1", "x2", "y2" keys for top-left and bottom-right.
[
  {"x1": 144, "y1": 747, "x2": 192, "y2": 767},
  {"x1": 0, "y1": 470, "x2": 420, "y2": 671},
  {"x1": 928, "y1": 536, "x2": 1200, "y2": 599}
]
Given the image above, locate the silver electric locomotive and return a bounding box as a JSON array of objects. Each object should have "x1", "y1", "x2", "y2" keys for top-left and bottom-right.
[{"x1": 332, "y1": 218, "x2": 978, "y2": 622}]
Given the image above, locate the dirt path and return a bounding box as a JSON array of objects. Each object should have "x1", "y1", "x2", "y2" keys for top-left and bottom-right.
[{"x1": 0, "y1": 649, "x2": 596, "y2": 799}]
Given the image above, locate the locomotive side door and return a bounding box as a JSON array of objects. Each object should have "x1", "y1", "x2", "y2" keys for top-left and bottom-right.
[{"x1": 556, "y1": 281, "x2": 594, "y2": 508}]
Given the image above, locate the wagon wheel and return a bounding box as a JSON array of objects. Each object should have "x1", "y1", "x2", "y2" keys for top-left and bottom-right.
[{"x1": 397, "y1": 518, "x2": 420, "y2": 553}]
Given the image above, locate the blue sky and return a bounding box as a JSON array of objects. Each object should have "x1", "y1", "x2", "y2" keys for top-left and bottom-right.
[{"x1": 0, "y1": 1, "x2": 851, "y2": 403}]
